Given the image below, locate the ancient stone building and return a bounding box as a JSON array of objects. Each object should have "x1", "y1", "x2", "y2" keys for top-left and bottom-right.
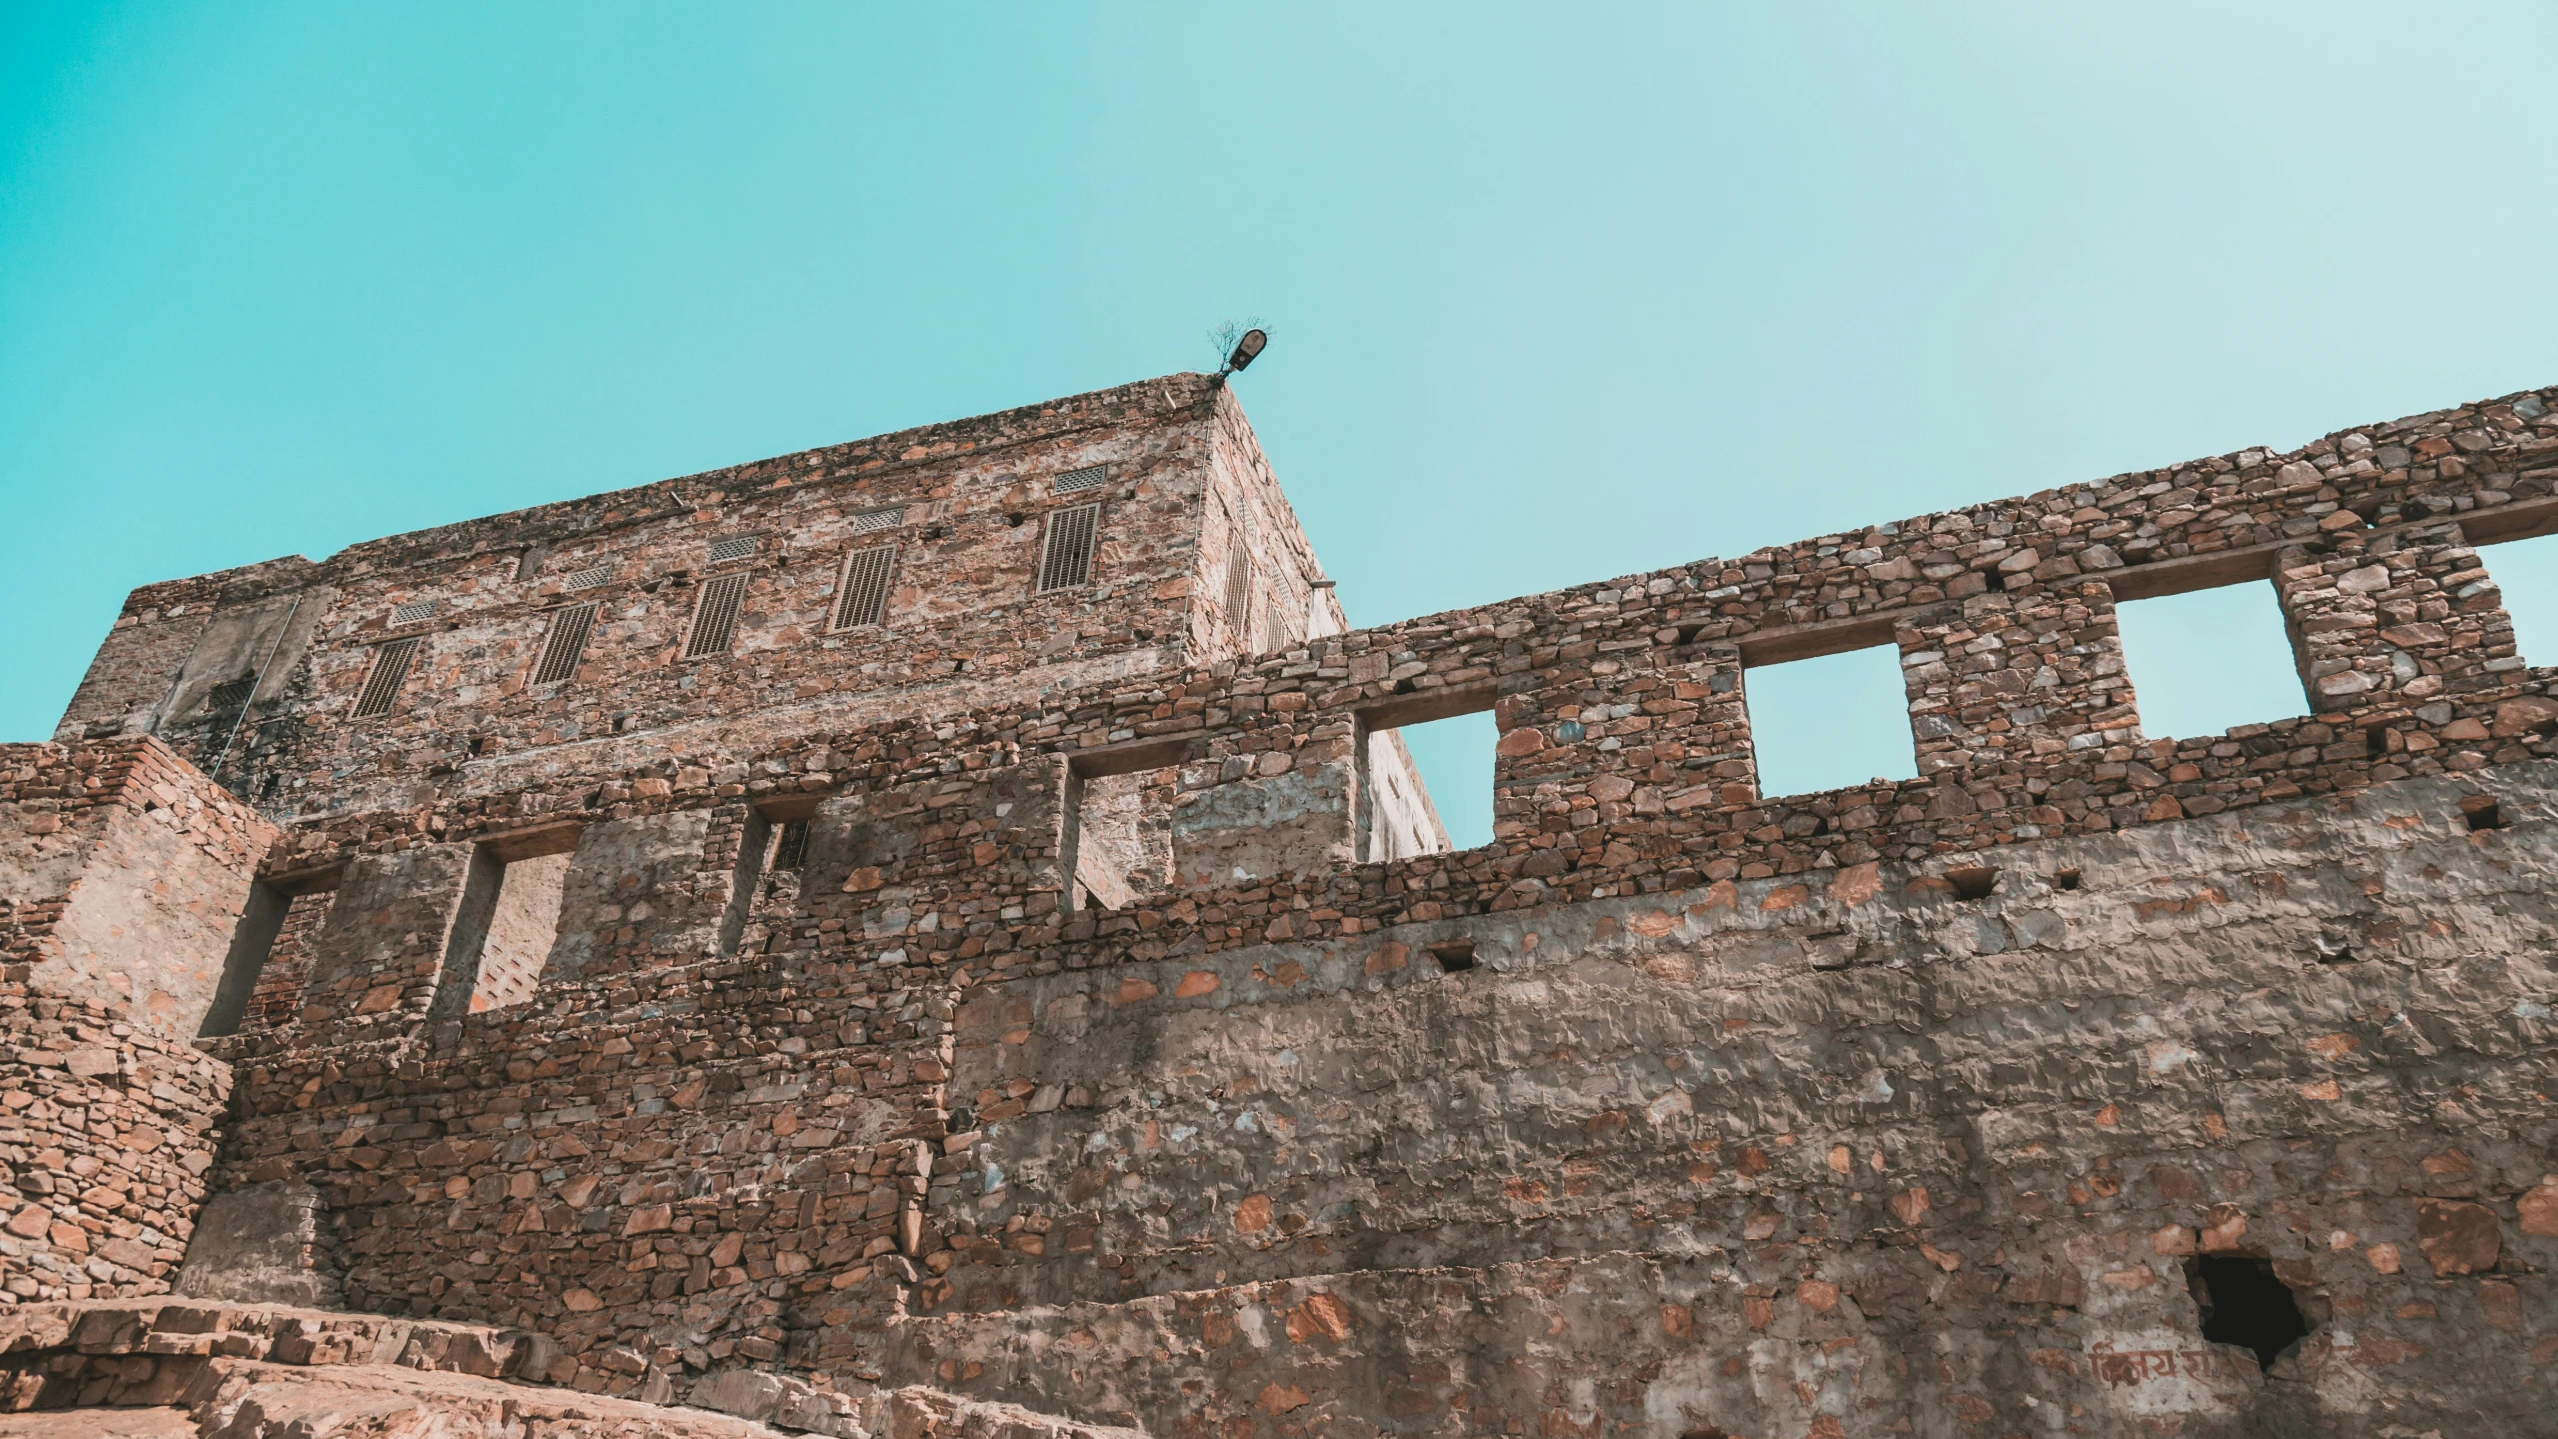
[{"x1": 4, "y1": 370, "x2": 2557, "y2": 1437}]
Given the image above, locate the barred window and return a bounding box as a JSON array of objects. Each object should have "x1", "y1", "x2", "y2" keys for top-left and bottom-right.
[
  {"x1": 683, "y1": 573, "x2": 750, "y2": 659},
  {"x1": 772, "y1": 820, "x2": 811, "y2": 870},
  {"x1": 708, "y1": 535, "x2": 759, "y2": 564},
  {"x1": 531, "y1": 603, "x2": 598, "y2": 685},
  {"x1": 1054, "y1": 464, "x2": 1107, "y2": 495},
  {"x1": 1036, "y1": 503, "x2": 1101, "y2": 593},
  {"x1": 832, "y1": 545, "x2": 896, "y2": 631},
  {"x1": 561, "y1": 563, "x2": 614, "y2": 591},
  {"x1": 1224, "y1": 549, "x2": 1253, "y2": 637},
  {"x1": 352, "y1": 637, "x2": 422, "y2": 718},
  {"x1": 205, "y1": 676, "x2": 257, "y2": 713}
]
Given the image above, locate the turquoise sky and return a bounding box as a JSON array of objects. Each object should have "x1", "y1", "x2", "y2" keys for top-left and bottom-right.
[{"x1": 6, "y1": 4, "x2": 2556, "y2": 845}]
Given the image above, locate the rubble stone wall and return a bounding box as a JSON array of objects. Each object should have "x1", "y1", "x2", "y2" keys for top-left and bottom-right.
[
  {"x1": 51, "y1": 377, "x2": 1365, "y2": 827},
  {"x1": 27, "y1": 378, "x2": 2558, "y2": 1435},
  {"x1": 0, "y1": 739, "x2": 269, "y2": 1308}
]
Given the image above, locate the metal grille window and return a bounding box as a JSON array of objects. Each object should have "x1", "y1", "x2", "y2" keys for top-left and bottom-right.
[
  {"x1": 1054, "y1": 464, "x2": 1108, "y2": 495},
  {"x1": 852, "y1": 507, "x2": 904, "y2": 535},
  {"x1": 205, "y1": 676, "x2": 257, "y2": 712},
  {"x1": 683, "y1": 573, "x2": 750, "y2": 659},
  {"x1": 832, "y1": 545, "x2": 896, "y2": 630},
  {"x1": 772, "y1": 820, "x2": 811, "y2": 870},
  {"x1": 562, "y1": 563, "x2": 614, "y2": 591},
  {"x1": 390, "y1": 600, "x2": 437, "y2": 626},
  {"x1": 708, "y1": 536, "x2": 759, "y2": 564},
  {"x1": 531, "y1": 603, "x2": 598, "y2": 685},
  {"x1": 352, "y1": 637, "x2": 422, "y2": 718},
  {"x1": 1223, "y1": 549, "x2": 1253, "y2": 635},
  {"x1": 1036, "y1": 503, "x2": 1101, "y2": 593}
]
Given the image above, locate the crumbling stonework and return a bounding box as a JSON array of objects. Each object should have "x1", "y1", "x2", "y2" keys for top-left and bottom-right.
[
  {"x1": 0, "y1": 1298, "x2": 1132, "y2": 1438},
  {"x1": 11, "y1": 374, "x2": 2558, "y2": 1436}
]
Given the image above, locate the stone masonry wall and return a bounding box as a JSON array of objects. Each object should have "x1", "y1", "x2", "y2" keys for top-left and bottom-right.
[
  {"x1": 0, "y1": 739, "x2": 271, "y2": 1310},
  {"x1": 52, "y1": 376, "x2": 1350, "y2": 830},
  {"x1": 26, "y1": 378, "x2": 2558, "y2": 1435}
]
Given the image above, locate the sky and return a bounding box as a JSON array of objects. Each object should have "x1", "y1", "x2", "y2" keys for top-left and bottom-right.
[{"x1": 5, "y1": 4, "x2": 2556, "y2": 846}]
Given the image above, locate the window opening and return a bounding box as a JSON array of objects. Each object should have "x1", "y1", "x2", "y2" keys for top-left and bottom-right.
[
  {"x1": 2185, "y1": 1255, "x2": 2313, "y2": 1372},
  {"x1": 852, "y1": 506, "x2": 904, "y2": 534},
  {"x1": 561, "y1": 563, "x2": 614, "y2": 592},
  {"x1": 352, "y1": 636, "x2": 422, "y2": 718},
  {"x1": 1224, "y1": 550, "x2": 1254, "y2": 642},
  {"x1": 832, "y1": 545, "x2": 897, "y2": 630},
  {"x1": 716, "y1": 809, "x2": 773, "y2": 961},
  {"x1": 203, "y1": 871, "x2": 339, "y2": 1037},
  {"x1": 1069, "y1": 768, "x2": 1176, "y2": 911},
  {"x1": 1037, "y1": 503, "x2": 1101, "y2": 593},
  {"x1": 708, "y1": 535, "x2": 759, "y2": 564},
  {"x1": 531, "y1": 603, "x2": 598, "y2": 685},
  {"x1": 2113, "y1": 581, "x2": 2306, "y2": 741},
  {"x1": 433, "y1": 839, "x2": 575, "y2": 1019},
  {"x1": 683, "y1": 573, "x2": 750, "y2": 659},
  {"x1": 204, "y1": 676, "x2": 256, "y2": 713},
  {"x1": 1743, "y1": 644, "x2": 1918, "y2": 799},
  {"x1": 1054, "y1": 464, "x2": 1108, "y2": 495},
  {"x1": 772, "y1": 820, "x2": 812, "y2": 870},
  {"x1": 2482, "y1": 532, "x2": 2558, "y2": 667},
  {"x1": 1359, "y1": 705, "x2": 1488, "y2": 856},
  {"x1": 390, "y1": 600, "x2": 437, "y2": 626}
]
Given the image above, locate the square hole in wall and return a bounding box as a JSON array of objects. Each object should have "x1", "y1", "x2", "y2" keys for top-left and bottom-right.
[
  {"x1": 2483, "y1": 532, "x2": 2558, "y2": 667},
  {"x1": 2113, "y1": 581, "x2": 2307, "y2": 742},
  {"x1": 1071, "y1": 766, "x2": 1179, "y2": 910},
  {"x1": 1744, "y1": 645, "x2": 1918, "y2": 799},
  {"x1": 1368, "y1": 712, "x2": 1491, "y2": 854}
]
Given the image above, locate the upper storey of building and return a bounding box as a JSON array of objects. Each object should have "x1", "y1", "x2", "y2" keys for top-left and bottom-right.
[{"x1": 56, "y1": 373, "x2": 1340, "y2": 821}]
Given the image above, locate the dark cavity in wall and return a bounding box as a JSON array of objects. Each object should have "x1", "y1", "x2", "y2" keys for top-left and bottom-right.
[
  {"x1": 2186, "y1": 1255, "x2": 2312, "y2": 1371},
  {"x1": 1946, "y1": 865, "x2": 1998, "y2": 901}
]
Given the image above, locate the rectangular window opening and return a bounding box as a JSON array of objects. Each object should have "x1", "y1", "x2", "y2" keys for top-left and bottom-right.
[
  {"x1": 1360, "y1": 708, "x2": 1489, "y2": 857},
  {"x1": 1743, "y1": 644, "x2": 1919, "y2": 800},
  {"x1": 531, "y1": 603, "x2": 598, "y2": 686},
  {"x1": 1065, "y1": 765, "x2": 1179, "y2": 912},
  {"x1": 352, "y1": 636, "x2": 422, "y2": 718},
  {"x1": 2113, "y1": 580, "x2": 2308, "y2": 742},
  {"x1": 204, "y1": 676, "x2": 257, "y2": 713},
  {"x1": 1223, "y1": 550, "x2": 1253, "y2": 644},
  {"x1": 2482, "y1": 532, "x2": 2558, "y2": 669},
  {"x1": 772, "y1": 819, "x2": 811, "y2": 870},
  {"x1": 1036, "y1": 503, "x2": 1101, "y2": 593},
  {"x1": 716, "y1": 809, "x2": 774, "y2": 961},
  {"x1": 201, "y1": 874, "x2": 338, "y2": 1037},
  {"x1": 683, "y1": 573, "x2": 750, "y2": 659},
  {"x1": 433, "y1": 838, "x2": 575, "y2": 1019},
  {"x1": 832, "y1": 545, "x2": 897, "y2": 631}
]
